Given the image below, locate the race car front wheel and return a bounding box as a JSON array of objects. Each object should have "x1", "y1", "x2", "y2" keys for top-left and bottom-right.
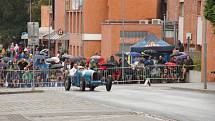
[
  {"x1": 64, "y1": 77, "x2": 71, "y2": 91},
  {"x1": 80, "y1": 77, "x2": 86, "y2": 91},
  {"x1": 106, "y1": 76, "x2": 113, "y2": 91}
]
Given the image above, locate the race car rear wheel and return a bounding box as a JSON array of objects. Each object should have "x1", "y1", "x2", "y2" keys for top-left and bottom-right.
[
  {"x1": 106, "y1": 76, "x2": 113, "y2": 91},
  {"x1": 80, "y1": 77, "x2": 86, "y2": 91},
  {"x1": 90, "y1": 86, "x2": 95, "y2": 91},
  {"x1": 64, "y1": 77, "x2": 71, "y2": 91}
]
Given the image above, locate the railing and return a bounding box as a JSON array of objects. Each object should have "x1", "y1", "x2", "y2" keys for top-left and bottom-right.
[
  {"x1": 95, "y1": 65, "x2": 183, "y2": 84},
  {"x1": 0, "y1": 65, "x2": 184, "y2": 88},
  {"x1": 0, "y1": 69, "x2": 65, "y2": 88},
  {"x1": 96, "y1": 67, "x2": 146, "y2": 83},
  {"x1": 144, "y1": 65, "x2": 183, "y2": 83}
]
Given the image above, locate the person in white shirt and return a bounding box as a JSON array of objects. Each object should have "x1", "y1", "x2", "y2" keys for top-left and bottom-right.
[
  {"x1": 14, "y1": 44, "x2": 19, "y2": 53},
  {"x1": 69, "y1": 63, "x2": 78, "y2": 77}
]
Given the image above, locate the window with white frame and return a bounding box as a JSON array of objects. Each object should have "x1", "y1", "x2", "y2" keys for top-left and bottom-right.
[{"x1": 72, "y1": 0, "x2": 83, "y2": 10}]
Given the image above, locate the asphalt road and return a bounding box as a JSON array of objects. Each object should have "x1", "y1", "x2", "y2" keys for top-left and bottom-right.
[
  {"x1": 0, "y1": 86, "x2": 171, "y2": 121},
  {"x1": 0, "y1": 84, "x2": 214, "y2": 121},
  {"x1": 60, "y1": 84, "x2": 215, "y2": 121}
]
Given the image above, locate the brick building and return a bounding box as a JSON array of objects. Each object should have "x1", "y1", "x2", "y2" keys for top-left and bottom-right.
[
  {"x1": 51, "y1": 0, "x2": 168, "y2": 60},
  {"x1": 167, "y1": 0, "x2": 215, "y2": 82}
]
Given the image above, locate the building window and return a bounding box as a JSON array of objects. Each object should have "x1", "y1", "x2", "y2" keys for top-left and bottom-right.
[
  {"x1": 65, "y1": 0, "x2": 71, "y2": 11},
  {"x1": 197, "y1": 1, "x2": 201, "y2": 16},
  {"x1": 120, "y1": 31, "x2": 148, "y2": 52},
  {"x1": 73, "y1": 46, "x2": 76, "y2": 56},
  {"x1": 179, "y1": 2, "x2": 184, "y2": 17},
  {"x1": 72, "y1": 0, "x2": 83, "y2": 10},
  {"x1": 120, "y1": 31, "x2": 148, "y2": 38},
  {"x1": 77, "y1": 46, "x2": 79, "y2": 56}
]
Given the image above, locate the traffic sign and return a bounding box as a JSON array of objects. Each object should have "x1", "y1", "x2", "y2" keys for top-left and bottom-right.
[{"x1": 27, "y1": 22, "x2": 39, "y2": 46}]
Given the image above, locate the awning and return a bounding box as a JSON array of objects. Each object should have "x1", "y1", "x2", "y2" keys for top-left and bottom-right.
[{"x1": 43, "y1": 31, "x2": 69, "y2": 41}]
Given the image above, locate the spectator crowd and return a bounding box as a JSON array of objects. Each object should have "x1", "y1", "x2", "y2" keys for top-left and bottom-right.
[{"x1": 0, "y1": 41, "x2": 194, "y2": 88}]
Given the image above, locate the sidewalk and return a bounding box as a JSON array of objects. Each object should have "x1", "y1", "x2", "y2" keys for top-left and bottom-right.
[
  {"x1": 0, "y1": 87, "x2": 43, "y2": 95},
  {"x1": 1, "y1": 82, "x2": 215, "y2": 94},
  {"x1": 152, "y1": 82, "x2": 215, "y2": 93}
]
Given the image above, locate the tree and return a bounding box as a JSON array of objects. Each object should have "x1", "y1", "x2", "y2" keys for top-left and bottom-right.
[
  {"x1": 204, "y1": 0, "x2": 215, "y2": 27},
  {"x1": 0, "y1": 0, "x2": 49, "y2": 46},
  {"x1": 0, "y1": 0, "x2": 29, "y2": 46}
]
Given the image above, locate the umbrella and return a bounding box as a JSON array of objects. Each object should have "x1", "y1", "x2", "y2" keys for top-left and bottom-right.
[
  {"x1": 171, "y1": 52, "x2": 187, "y2": 60},
  {"x1": 129, "y1": 52, "x2": 142, "y2": 57},
  {"x1": 115, "y1": 52, "x2": 129, "y2": 57},
  {"x1": 17, "y1": 59, "x2": 29, "y2": 69},
  {"x1": 101, "y1": 63, "x2": 116, "y2": 67},
  {"x1": 34, "y1": 55, "x2": 46, "y2": 60},
  {"x1": 144, "y1": 50, "x2": 158, "y2": 54},
  {"x1": 76, "y1": 56, "x2": 85, "y2": 60},
  {"x1": 170, "y1": 52, "x2": 183, "y2": 57},
  {"x1": 165, "y1": 62, "x2": 177, "y2": 66},
  {"x1": 71, "y1": 56, "x2": 86, "y2": 62},
  {"x1": 1, "y1": 57, "x2": 11, "y2": 62},
  {"x1": 61, "y1": 54, "x2": 74, "y2": 59},
  {"x1": 50, "y1": 64, "x2": 64, "y2": 69},
  {"x1": 90, "y1": 55, "x2": 101, "y2": 60},
  {"x1": 0, "y1": 63, "x2": 8, "y2": 68},
  {"x1": 40, "y1": 49, "x2": 49, "y2": 55},
  {"x1": 176, "y1": 55, "x2": 187, "y2": 60},
  {"x1": 140, "y1": 52, "x2": 150, "y2": 57},
  {"x1": 46, "y1": 57, "x2": 60, "y2": 63}
]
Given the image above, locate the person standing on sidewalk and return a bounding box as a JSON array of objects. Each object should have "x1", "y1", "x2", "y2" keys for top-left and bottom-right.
[{"x1": 182, "y1": 56, "x2": 194, "y2": 82}]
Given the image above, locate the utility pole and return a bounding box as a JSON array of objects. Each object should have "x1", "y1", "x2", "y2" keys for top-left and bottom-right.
[
  {"x1": 29, "y1": 0, "x2": 35, "y2": 90},
  {"x1": 30, "y1": 0, "x2": 32, "y2": 22},
  {"x1": 81, "y1": 0, "x2": 84, "y2": 57},
  {"x1": 187, "y1": 37, "x2": 190, "y2": 52},
  {"x1": 32, "y1": 22, "x2": 35, "y2": 90},
  {"x1": 163, "y1": 14, "x2": 166, "y2": 41},
  {"x1": 121, "y1": 0, "x2": 125, "y2": 82},
  {"x1": 203, "y1": 16, "x2": 207, "y2": 89},
  {"x1": 48, "y1": 0, "x2": 51, "y2": 57},
  {"x1": 173, "y1": 21, "x2": 177, "y2": 46}
]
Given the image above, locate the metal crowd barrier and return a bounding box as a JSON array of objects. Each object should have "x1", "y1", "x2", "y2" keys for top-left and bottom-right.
[
  {"x1": 95, "y1": 66, "x2": 146, "y2": 84},
  {"x1": 0, "y1": 65, "x2": 184, "y2": 88},
  {"x1": 144, "y1": 65, "x2": 183, "y2": 83},
  {"x1": 0, "y1": 69, "x2": 65, "y2": 88},
  {"x1": 95, "y1": 65, "x2": 183, "y2": 84}
]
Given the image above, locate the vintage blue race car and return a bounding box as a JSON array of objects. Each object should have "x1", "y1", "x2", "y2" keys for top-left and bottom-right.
[{"x1": 64, "y1": 69, "x2": 113, "y2": 91}]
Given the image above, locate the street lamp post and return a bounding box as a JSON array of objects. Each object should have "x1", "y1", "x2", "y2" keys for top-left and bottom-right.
[
  {"x1": 203, "y1": 16, "x2": 207, "y2": 89},
  {"x1": 121, "y1": 0, "x2": 125, "y2": 82},
  {"x1": 30, "y1": 0, "x2": 32, "y2": 22},
  {"x1": 48, "y1": 0, "x2": 51, "y2": 57},
  {"x1": 163, "y1": 14, "x2": 166, "y2": 41}
]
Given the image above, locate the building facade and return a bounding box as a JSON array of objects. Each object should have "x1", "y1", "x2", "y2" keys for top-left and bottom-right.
[
  {"x1": 53, "y1": 0, "x2": 168, "y2": 59},
  {"x1": 167, "y1": 0, "x2": 215, "y2": 82}
]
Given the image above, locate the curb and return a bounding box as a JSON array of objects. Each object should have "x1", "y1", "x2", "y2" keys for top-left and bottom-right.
[
  {"x1": 170, "y1": 87, "x2": 215, "y2": 94},
  {"x1": 0, "y1": 90, "x2": 44, "y2": 95}
]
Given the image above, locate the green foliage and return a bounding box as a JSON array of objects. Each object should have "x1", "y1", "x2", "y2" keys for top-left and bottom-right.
[
  {"x1": 204, "y1": 0, "x2": 215, "y2": 26},
  {"x1": 193, "y1": 57, "x2": 201, "y2": 71},
  {"x1": 0, "y1": 0, "x2": 29, "y2": 46},
  {"x1": 40, "y1": 0, "x2": 50, "y2": 5},
  {"x1": 189, "y1": 52, "x2": 201, "y2": 71},
  {"x1": 0, "y1": 0, "x2": 49, "y2": 46}
]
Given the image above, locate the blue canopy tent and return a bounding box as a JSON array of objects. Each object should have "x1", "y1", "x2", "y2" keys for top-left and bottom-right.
[
  {"x1": 131, "y1": 34, "x2": 175, "y2": 53},
  {"x1": 130, "y1": 34, "x2": 175, "y2": 62}
]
